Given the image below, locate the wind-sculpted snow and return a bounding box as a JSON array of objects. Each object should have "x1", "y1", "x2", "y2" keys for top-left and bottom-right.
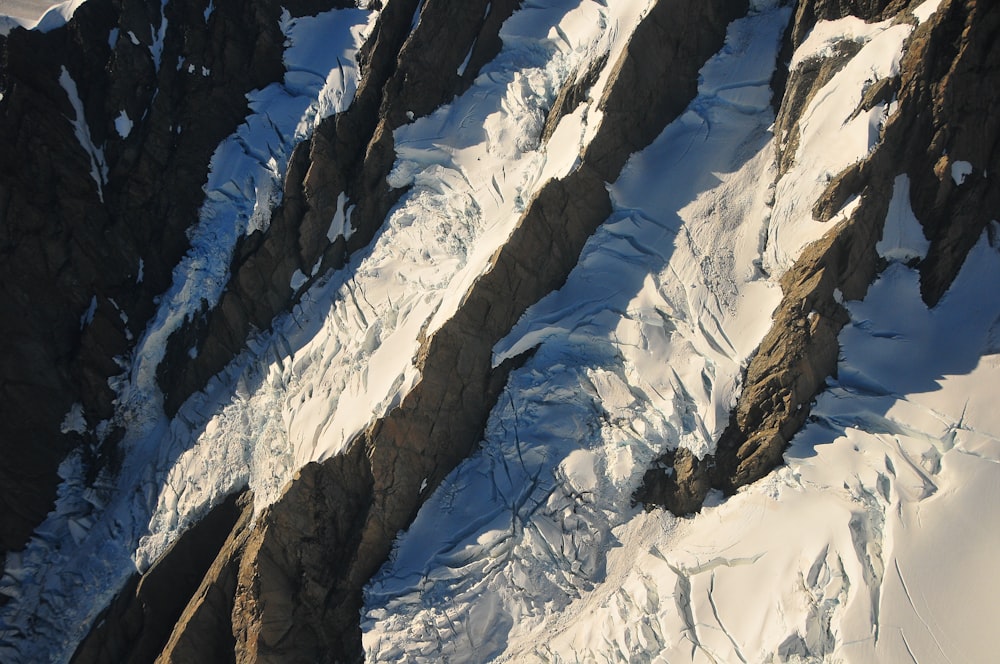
[{"x1": 0, "y1": 0, "x2": 84, "y2": 34}]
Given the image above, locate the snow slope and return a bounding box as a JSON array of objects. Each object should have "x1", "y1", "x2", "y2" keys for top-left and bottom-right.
[
  {"x1": 0, "y1": 0, "x2": 84, "y2": 34},
  {"x1": 4, "y1": 0, "x2": 996, "y2": 661},
  {"x1": 363, "y1": 3, "x2": 793, "y2": 659},
  {"x1": 363, "y1": 1, "x2": 998, "y2": 661},
  {"x1": 2, "y1": 0, "x2": 658, "y2": 659}
]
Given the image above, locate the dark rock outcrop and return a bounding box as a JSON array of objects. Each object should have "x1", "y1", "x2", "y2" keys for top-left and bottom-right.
[
  {"x1": 0, "y1": 0, "x2": 334, "y2": 558},
  {"x1": 71, "y1": 491, "x2": 250, "y2": 664}
]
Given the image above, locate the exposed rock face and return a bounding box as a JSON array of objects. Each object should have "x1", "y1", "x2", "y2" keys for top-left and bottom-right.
[
  {"x1": 639, "y1": 0, "x2": 1000, "y2": 515},
  {"x1": 71, "y1": 491, "x2": 250, "y2": 664},
  {"x1": 0, "y1": 0, "x2": 333, "y2": 558}
]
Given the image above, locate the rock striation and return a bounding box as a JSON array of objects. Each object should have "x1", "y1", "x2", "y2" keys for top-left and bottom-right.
[{"x1": 70, "y1": 491, "x2": 251, "y2": 664}]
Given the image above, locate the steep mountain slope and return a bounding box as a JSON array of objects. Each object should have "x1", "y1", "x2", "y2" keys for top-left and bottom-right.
[{"x1": 0, "y1": 0, "x2": 997, "y2": 662}]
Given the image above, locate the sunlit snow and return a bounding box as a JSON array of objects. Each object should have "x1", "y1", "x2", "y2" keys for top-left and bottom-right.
[
  {"x1": 363, "y1": 5, "x2": 1000, "y2": 662},
  {"x1": 1, "y1": 2, "x2": 996, "y2": 663},
  {"x1": 364, "y1": 4, "x2": 791, "y2": 659},
  {"x1": 0, "y1": 0, "x2": 84, "y2": 35},
  {"x1": 767, "y1": 16, "x2": 912, "y2": 273}
]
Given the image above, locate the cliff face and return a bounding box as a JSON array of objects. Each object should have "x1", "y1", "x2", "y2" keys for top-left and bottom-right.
[
  {"x1": 0, "y1": 0, "x2": 335, "y2": 558},
  {"x1": 2, "y1": 0, "x2": 999, "y2": 662}
]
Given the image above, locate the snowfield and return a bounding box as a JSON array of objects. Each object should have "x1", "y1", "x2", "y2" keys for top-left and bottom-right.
[
  {"x1": 0, "y1": 0, "x2": 84, "y2": 34},
  {"x1": 3, "y1": 0, "x2": 998, "y2": 661}
]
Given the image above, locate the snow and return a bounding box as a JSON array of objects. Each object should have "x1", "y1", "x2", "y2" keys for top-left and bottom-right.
[
  {"x1": 113, "y1": 6, "x2": 373, "y2": 443},
  {"x1": 59, "y1": 403, "x2": 86, "y2": 435},
  {"x1": 289, "y1": 269, "x2": 308, "y2": 292},
  {"x1": 364, "y1": 5, "x2": 792, "y2": 658},
  {"x1": 79, "y1": 295, "x2": 97, "y2": 329},
  {"x1": 130, "y1": 0, "x2": 659, "y2": 606},
  {"x1": 4, "y1": 1, "x2": 998, "y2": 662},
  {"x1": 0, "y1": 8, "x2": 376, "y2": 662},
  {"x1": 951, "y1": 159, "x2": 973, "y2": 185},
  {"x1": 326, "y1": 191, "x2": 353, "y2": 242},
  {"x1": 113, "y1": 109, "x2": 132, "y2": 138},
  {"x1": 148, "y1": 1, "x2": 167, "y2": 71},
  {"x1": 912, "y1": 0, "x2": 943, "y2": 24},
  {"x1": 766, "y1": 16, "x2": 912, "y2": 274},
  {"x1": 0, "y1": 1, "x2": 651, "y2": 658},
  {"x1": 876, "y1": 174, "x2": 929, "y2": 262},
  {"x1": 58, "y1": 67, "x2": 107, "y2": 201},
  {"x1": 0, "y1": 0, "x2": 84, "y2": 35},
  {"x1": 363, "y1": 7, "x2": 1000, "y2": 662}
]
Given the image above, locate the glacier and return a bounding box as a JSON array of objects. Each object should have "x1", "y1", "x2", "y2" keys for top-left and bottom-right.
[{"x1": 1, "y1": 0, "x2": 997, "y2": 661}]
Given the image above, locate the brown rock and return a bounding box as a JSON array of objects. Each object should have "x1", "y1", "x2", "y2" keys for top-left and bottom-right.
[{"x1": 71, "y1": 492, "x2": 250, "y2": 664}]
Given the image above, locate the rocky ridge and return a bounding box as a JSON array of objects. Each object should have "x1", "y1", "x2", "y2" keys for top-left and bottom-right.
[{"x1": 1, "y1": 0, "x2": 997, "y2": 661}]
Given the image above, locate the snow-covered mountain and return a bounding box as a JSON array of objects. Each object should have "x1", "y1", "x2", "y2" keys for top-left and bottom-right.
[{"x1": 1, "y1": 0, "x2": 997, "y2": 662}]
